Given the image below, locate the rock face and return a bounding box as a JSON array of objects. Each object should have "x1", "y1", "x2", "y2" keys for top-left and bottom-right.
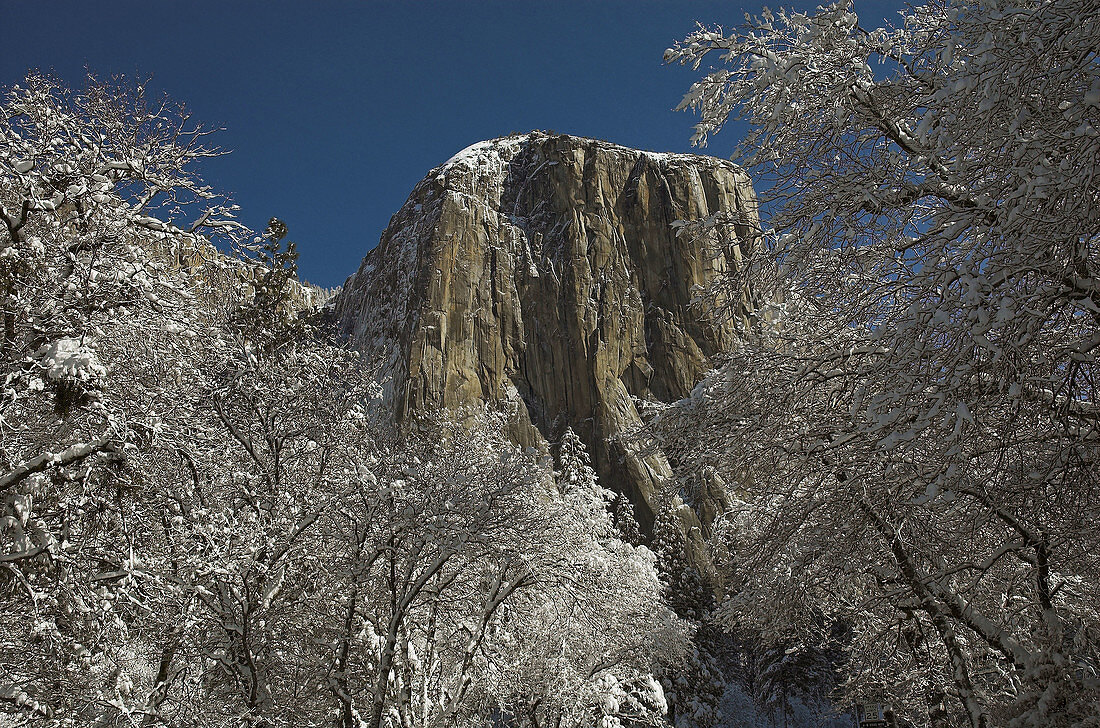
[{"x1": 332, "y1": 132, "x2": 757, "y2": 550}]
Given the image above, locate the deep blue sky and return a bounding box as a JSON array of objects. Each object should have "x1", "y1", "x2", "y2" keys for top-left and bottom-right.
[{"x1": 2, "y1": 1, "x2": 902, "y2": 288}]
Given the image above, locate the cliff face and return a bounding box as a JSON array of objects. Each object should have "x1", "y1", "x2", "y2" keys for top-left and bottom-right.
[{"x1": 332, "y1": 132, "x2": 757, "y2": 546}]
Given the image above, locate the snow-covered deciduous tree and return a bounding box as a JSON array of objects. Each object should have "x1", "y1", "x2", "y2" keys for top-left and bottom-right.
[
  {"x1": 0, "y1": 73, "x2": 347, "y2": 727},
  {"x1": 320, "y1": 412, "x2": 688, "y2": 728},
  {"x1": 321, "y1": 410, "x2": 555, "y2": 728},
  {"x1": 182, "y1": 330, "x2": 369, "y2": 724},
  {"x1": 0, "y1": 73, "x2": 255, "y2": 725},
  {"x1": 487, "y1": 430, "x2": 688, "y2": 728},
  {"x1": 662, "y1": 1, "x2": 1100, "y2": 725}
]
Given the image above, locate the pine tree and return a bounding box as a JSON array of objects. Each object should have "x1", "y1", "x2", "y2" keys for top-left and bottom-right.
[
  {"x1": 556, "y1": 427, "x2": 613, "y2": 535},
  {"x1": 612, "y1": 492, "x2": 642, "y2": 546},
  {"x1": 235, "y1": 217, "x2": 307, "y2": 355}
]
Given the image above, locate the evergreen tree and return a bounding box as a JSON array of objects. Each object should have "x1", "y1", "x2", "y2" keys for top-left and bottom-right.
[
  {"x1": 234, "y1": 217, "x2": 307, "y2": 355},
  {"x1": 613, "y1": 492, "x2": 642, "y2": 546},
  {"x1": 556, "y1": 427, "x2": 614, "y2": 535}
]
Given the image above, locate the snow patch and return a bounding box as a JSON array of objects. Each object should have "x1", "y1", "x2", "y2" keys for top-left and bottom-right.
[
  {"x1": 441, "y1": 135, "x2": 529, "y2": 170},
  {"x1": 36, "y1": 338, "x2": 107, "y2": 385}
]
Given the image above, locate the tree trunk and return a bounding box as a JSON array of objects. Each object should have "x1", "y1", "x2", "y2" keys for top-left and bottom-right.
[{"x1": 931, "y1": 612, "x2": 990, "y2": 728}]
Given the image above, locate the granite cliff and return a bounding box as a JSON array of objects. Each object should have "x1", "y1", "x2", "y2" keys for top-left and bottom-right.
[{"x1": 332, "y1": 132, "x2": 757, "y2": 559}]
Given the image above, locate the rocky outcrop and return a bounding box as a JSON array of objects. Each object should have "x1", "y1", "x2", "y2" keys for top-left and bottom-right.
[{"x1": 332, "y1": 132, "x2": 757, "y2": 560}]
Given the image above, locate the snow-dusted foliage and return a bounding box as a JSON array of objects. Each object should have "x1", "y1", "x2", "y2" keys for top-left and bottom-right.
[
  {"x1": 661, "y1": 1, "x2": 1100, "y2": 726},
  {"x1": 322, "y1": 411, "x2": 687, "y2": 728},
  {"x1": 0, "y1": 72, "x2": 257, "y2": 725}
]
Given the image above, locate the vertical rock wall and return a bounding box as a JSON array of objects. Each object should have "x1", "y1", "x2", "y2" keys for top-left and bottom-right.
[{"x1": 332, "y1": 132, "x2": 757, "y2": 562}]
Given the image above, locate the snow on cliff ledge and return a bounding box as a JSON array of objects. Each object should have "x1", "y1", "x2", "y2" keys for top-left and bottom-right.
[{"x1": 437, "y1": 131, "x2": 740, "y2": 174}]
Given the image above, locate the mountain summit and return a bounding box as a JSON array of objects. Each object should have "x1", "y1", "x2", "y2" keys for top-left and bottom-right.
[{"x1": 332, "y1": 132, "x2": 757, "y2": 551}]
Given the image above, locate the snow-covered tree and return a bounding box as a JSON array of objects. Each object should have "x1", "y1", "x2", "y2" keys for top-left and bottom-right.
[
  {"x1": 492, "y1": 429, "x2": 688, "y2": 728},
  {"x1": 613, "y1": 491, "x2": 643, "y2": 546},
  {"x1": 662, "y1": 1, "x2": 1100, "y2": 725},
  {"x1": 321, "y1": 410, "x2": 550, "y2": 728},
  {"x1": 322, "y1": 410, "x2": 688, "y2": 728},
  {"x1": 0, "y1": 72, "x2": 256, "y2": 725},
  {"x1": 556, "y1": 427, "x2": 614, "y2": 535},
  {"x1": 234, "y1": 216, "x2": 309, "y2": 353},
  {"x1": 0, "y1": 73, "x2": 344, "y2": 728}
]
